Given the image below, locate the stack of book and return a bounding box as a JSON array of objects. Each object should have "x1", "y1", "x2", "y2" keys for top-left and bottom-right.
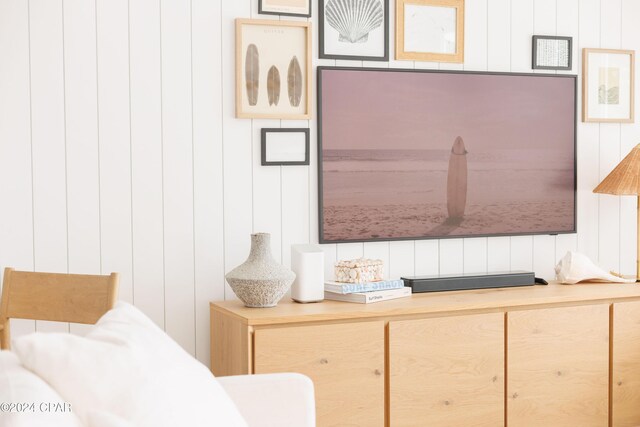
[{"x1": 324, "y1": 279, "x2": 411, "y2": 304}]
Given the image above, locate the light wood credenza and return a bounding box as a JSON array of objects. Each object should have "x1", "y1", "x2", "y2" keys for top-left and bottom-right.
[{"x1": 210, "y1": 282, "x2": 640, "y2": 427}]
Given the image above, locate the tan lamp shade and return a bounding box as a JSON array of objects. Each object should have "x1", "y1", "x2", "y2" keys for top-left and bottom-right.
[
  {"x1": 593, "y1": 143, "x2": 640, "y2": 281},
  {"x1": 593, "y1": 144, "x2": 640, "y2": 196}
]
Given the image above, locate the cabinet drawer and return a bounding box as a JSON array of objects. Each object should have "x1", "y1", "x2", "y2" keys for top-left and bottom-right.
[
  {"x1": 507, "y1": 304, "x2": 609, "y2": 427},
  {"x1": 389, "y1": 313, "x2": 504, "y2": 427},
  {"x1": 612, "y1": 301, "x2": 640, "y2": 427},
  {"x1": 254, "y1": 321, "x2": 384, "y2": 427}
]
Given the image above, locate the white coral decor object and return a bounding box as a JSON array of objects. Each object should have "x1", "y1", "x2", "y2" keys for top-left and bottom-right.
[{"x1": 335, "y1": 258, "x2": 384, "y2": 283}]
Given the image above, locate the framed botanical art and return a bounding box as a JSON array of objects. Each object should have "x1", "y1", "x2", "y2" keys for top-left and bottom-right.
[
  {"x1": 395, "y1": 0, "x2": 464, "y2": 63},
  {"x1": 261, "y1": 128, "x2": 310, "y2": 166},
  {"x1": 319, "y1": 0, "x2": 389, "y2": 61},
  {"x1": 236, "y1": 19, "x2": 312, "y2": 119},
  {"x1": 532, "y1": 35, "x2": 572, "y2": 70},
  {"x1": 258, "y1": 0, "x2": 312, "y2": 18},
  {"x1": 583, "y1": 48, "x2": 635, "y2": 123}
]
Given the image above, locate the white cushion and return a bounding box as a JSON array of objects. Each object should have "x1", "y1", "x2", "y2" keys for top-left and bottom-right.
[
  {"x1": 0, "y1": 351, "x2": 83, "y2": 427},
  {"x1": 13, "y1": 302, "x2": 248, "y2": 427}
]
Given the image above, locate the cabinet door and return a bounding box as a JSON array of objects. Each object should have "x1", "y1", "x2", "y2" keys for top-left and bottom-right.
[
  {"x1": 389, "y1": 313, "x2": 504, "y2": 427},
  {"x1": 507, "y1": 304, "x2": 609, "y2": 427},
  {"x1": 612, "y1": 301, "x2": 640, "y2": 426},
  {"x1": 254, "y1": 321, "x2": 384, "y2": 427}
]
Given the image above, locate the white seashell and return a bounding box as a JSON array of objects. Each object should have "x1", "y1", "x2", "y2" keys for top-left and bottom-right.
[
  {"x1": 555, "y1": 251, "x2": 635, "y2": 284},
  {"x1": 325, "y1": 0, "x2": 384, "y2": 43}
]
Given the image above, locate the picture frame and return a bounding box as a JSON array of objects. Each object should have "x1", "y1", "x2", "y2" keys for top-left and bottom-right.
[
  {"x1": 532, "y1": 35, "x2": 572, "y2": 70},
  {"x1": 236, "y1": 19, "x2": 312, "y2": 119},
  {"x1": 395, "y1": 0, "x2": 464, "y2": 63},
  {"x1": 319, "y1": 0, "x2": 389, "y2": 61},
  {"x1": 582, "y1": 48, "x2": 635, "y2": 123},
  {"x1": 261, "y1": 128, "x2": 310, "y2": 166},
  {"x1": 258, "y1": 0, "x2": 312, "y2": 18}
]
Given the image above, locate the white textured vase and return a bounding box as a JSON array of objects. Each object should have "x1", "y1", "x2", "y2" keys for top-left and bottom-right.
[{"x1": 225, "y1": 233, "x2": 296, "y2": 308}]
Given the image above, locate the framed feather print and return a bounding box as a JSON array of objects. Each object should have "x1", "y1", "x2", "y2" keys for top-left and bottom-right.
[
  {"x1": 319, "y1": 0, "x2": 389, "y2": 61},
  {"x1": 236, "y1": 19, "x2": 312, "y2": 119}
]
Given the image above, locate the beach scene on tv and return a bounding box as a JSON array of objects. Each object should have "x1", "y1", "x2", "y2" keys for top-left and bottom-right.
[{"x1": 320, "y1": 69, "x2": 576, "y2": 242}]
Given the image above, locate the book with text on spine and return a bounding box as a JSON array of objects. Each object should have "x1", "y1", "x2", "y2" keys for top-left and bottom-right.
[
  {"x1": 324, "y1": 279, "x2": 405, "y2": 294},
  {"x1": 324, "y1": 286, "x2": 411, "y2": 304}
]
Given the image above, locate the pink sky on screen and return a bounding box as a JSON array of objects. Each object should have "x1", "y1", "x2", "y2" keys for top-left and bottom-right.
[{"x1": 320, "y1": 69, "x2": 575, "y2": 152}]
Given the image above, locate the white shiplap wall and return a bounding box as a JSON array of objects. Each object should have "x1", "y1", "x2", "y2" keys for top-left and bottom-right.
[{"x1": 0, "y1": 0, "x2": 638, "y2": 366}]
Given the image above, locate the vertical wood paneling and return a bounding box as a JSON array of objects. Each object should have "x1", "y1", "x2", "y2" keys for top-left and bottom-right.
[
  {"x1": 0, "y1": 0, "x2": 634, "y2": 365},
  {"x1": 336, "y1": 243, "x2": 364, "y2": 261},
  {"x1": 534, "y1": 0, "x2": 556, "y2": 36},
  {"x1": 63, "y1": 0, "x2": 101, "y2": 336},
  {"x1": 511, "y1": 236, "x2": 534, "y2": 271},
  {"x1": 597, "y1": 0, "x2": 622, "y2": 274},
  {"x1": 464, "y1": 238, "x2": 488, "y2": 274},
  {"x1": 440, "y1": 239, "x2": 464, "y2": 275},
  {"x1": 487, "y1": 0, "x2": 510, "y2": 71},
  {"x1": 281, "y1": 165, "x2": 311, "y2": 268},
  {"x1": 252, "y1": 119, "x2": 283, "y2": 262},
  {"x1": 63, "y1": 0, "x2": 100, "y2": 275},
  {"x1": 30, "y1": 0, "x2": 67, "y2": 274},
  {"x1": 281, "y1": 120, "x2": 311, "y2": 268},
  {"x1": 464, "y1": 0, "x2": 488, "y2": 71},
  {"x1": 577, "y1": 0, "x2": 601, "y2": 263},
  {"x1": 533, "y1": 235, "x2": 556, "y2": 279},
  {"x1": 556, "y1": 0, "x2": 579, "y2": 75},
  {"x1": 192, "y1": 0, "x2": 225, "y2": 364},
  {"x1": 414, "y1": 241, "x2": 439, "y2": 276},
  {"x1": 129, "y1": 0, "x2": 164, "y2": 327},
  {"x1": 389, "y1": 241, "x2": 415, "y2": 279},
  {"x1": 321, "y1": 244, "x2": 337, "y2": 282},
  {"x1": 598, "y1": 125, "x2": 621, "y2": 272},
  {"x1": 511, "y1": 0, "x2": 534, "y2": 72},
  {"x1": 160, "y1": 0, "x2": 195, "y2": 354},
  {"x1": 96, "y1": 0, "x2": 133, "y2": 303},
  {"x1": 0, "y1": 0, "x2": 36, "y2": 337},
  {"x1": 488, "y1": 237, "x2": 510, "y2": 272},
  {"x1": 30, "y1": 0, "x2": 68, "y2": 334},
  {"x1": 620, "y1": 0, "x2": 640, "y2": 276},
  {"x1": 222, "y1": 1, "x2": 252, "y2": 299}
]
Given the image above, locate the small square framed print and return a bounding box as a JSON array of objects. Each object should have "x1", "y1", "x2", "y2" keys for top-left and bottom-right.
[
  {"x1": 261, "y1": 128, "x2": 310, "y2": 166},
  {"x1": 259, "y1": 0, "x2": 311, "y2": 17},
  {"x1": 532, "y1": 35, "x2": 572, "y2": 70},
  {"x1": 583, "y1": 48, "x2": 635, "y2": 123},
  {"x1": 395, "y1": 0, "x2": 464, "y2": 63}
]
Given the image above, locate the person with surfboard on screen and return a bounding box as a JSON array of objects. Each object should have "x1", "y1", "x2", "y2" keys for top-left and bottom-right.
[{"x1": 446, "y1": 136, "x2": 468, "y2": 222}]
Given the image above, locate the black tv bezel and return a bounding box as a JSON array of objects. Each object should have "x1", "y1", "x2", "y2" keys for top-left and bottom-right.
[{"x1": 317, "y1": 66, "x2": 578, "y2": 244}]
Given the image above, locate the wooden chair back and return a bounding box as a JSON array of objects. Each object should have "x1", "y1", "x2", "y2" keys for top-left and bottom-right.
[{"x1": 0, "y1": 267, "x2": 119, "y2": 349}]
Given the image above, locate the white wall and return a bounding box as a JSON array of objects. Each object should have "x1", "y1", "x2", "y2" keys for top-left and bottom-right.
[{"x1": 0, "y1": 0, "x2": 638, "y2": 366}]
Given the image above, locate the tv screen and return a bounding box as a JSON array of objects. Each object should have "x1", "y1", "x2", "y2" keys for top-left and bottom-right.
[{"x1": 317, "y1": 67, "x2": 576, "y2": 243}]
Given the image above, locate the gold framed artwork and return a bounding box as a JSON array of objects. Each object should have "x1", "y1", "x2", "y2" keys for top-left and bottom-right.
[
  {"x1": 236, "y1": 19, "x2": 312, "y2": 119},
  {"x1": 395, "y1": 0, "x2": 464, "y2": 63},
  {"x1": 582, "y1": 48, "x2": 635, "y2": 123}
]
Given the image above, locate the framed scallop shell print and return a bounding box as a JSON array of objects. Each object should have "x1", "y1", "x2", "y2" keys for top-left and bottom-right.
[
  {"x1": 236, "y1": 19, "x2": 312, "y2": 119},
  {"x1": 319, "y1": 0, "x2": 389, "y2": 61}
]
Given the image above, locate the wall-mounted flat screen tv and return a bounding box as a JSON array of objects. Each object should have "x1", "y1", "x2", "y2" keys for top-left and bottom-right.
[{"x1": 317, "y1": 67, "x2": 577, "y2": 243}]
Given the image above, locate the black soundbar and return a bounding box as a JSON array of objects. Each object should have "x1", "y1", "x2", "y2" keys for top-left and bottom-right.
[{"x1": 402, "y1": 271, "x2": 536, "y2": 293}]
